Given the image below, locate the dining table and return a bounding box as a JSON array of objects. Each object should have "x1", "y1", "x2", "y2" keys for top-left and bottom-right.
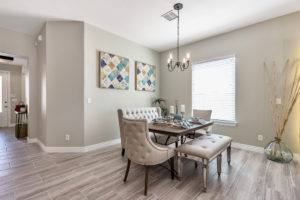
[{"x1": 148, "y1": 120, "x2": 214, "y2": 146}]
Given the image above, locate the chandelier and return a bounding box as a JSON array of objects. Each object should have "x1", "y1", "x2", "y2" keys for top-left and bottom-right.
[{"x1": 167, "y1": 3, "x2": 190, "y2": 72}]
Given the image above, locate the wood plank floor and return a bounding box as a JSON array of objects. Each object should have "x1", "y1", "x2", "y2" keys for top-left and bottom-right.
[{"x1": 0, "y1": 127, "x2": 299, "y2": 200}]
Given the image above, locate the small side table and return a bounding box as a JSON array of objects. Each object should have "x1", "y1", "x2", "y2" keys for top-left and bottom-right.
[{"x1": 15, "y1": 111, "x2": 27, "y2": 139}]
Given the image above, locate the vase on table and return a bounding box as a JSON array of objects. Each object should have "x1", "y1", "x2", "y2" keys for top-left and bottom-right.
[{"x1": 264, "y1": 137, "x2": 293, "y2": 163}]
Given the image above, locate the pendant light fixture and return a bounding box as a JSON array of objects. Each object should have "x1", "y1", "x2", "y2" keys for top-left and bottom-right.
[{"x1": 167, "y1": 3, "x2": 190, "y2": 72}]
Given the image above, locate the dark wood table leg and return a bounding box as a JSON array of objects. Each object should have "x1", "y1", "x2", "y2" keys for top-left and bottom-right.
[
  {"x1": 153, "y1": 133, "x2": 158, "y2": 143},
  {"x1": 164, "y1": 136, "x2": 170, "y2": 145}
]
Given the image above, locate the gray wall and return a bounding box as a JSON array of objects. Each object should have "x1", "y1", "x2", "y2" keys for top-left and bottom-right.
[
  {"x1": 0, "y1": 64, "x2": 23, "y2": 124},
  {"x1": 37, "y1": 25, "x2": 47, "y2": 144},
  {"x1": 36, "y1": 22, "x2": 160, "y2": 147},
  {"x1": 160, "y1": 12, "x2": 300, "y2": 153},
  {"x1": 84, "y1": 23, "x2": 160, "y2": 146},
  {"x1": 46, "y1": 21, "x2": 84, "y2": 147},
  {"x1": 0, "y1": 27, "x2": 37, "y2": 139},
  {"x1": 36, "y1": 21, "x2": 85, "y2": 147}
]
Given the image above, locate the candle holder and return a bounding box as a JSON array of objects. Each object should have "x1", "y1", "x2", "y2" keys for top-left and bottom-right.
[
  {"x1": 169, "y1": 113, "x2": 174, "y2": 122},
  {"x1": 181, "y1": 112, "x2": 185, "y2": 120}
]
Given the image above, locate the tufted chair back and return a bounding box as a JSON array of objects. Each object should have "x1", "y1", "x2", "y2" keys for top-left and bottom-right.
[
  {"x1": 123, "y1": 118, "x2": 174, "y2": 165},
  {"x1": 118, "y1": 107, "x2": 161, "y2": 150},
  {"x1": 193, "y1": 109, "x2": 212, "y2": 132}
]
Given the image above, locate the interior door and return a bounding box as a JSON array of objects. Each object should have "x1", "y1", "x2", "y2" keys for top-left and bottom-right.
[{"x1": 0, "y1": 71, "x2": 9, "y2": 127}]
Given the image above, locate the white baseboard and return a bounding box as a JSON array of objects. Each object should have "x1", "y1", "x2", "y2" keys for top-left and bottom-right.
[
  {"x1": 8, "y1": 123, "x2": 15, "y2": 127},
  {"x1": 27, "y1": 137, "x2": 299, "y2": 161},
  {"x1": 231, "y1": 142, "x2": 264, "y2": 153},
  {"x1": 27, "y1": 137, "x2": 38, "y2": 143},
  {"x1": 232, "y1": 141, "x2": 299, "y2": 162},
  {"x1": 27, "y1": 137, "x2": 121, "y2": 153},
  {"x1": 293, "y1": 153, "x2": 299, "y2": 162},
  {"x1": 84, "y1": 138, "x2": 121, "y2": 152}
]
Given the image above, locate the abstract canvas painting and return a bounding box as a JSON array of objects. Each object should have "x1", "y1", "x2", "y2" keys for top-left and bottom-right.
[
  {"x1": 100, "y1": 51, "x2": 129, "y2": 90},
  {"x1": 135, "y1": 61, "x2": 156, "y2": 92}
]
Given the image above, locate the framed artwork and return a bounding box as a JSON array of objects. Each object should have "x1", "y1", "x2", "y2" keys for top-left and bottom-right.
[
  {"x1": 99, "y1": 51, "x2": 129, "y2": 90},
  {"x1": 135, "y1": 61, "x2": 156, "y2": 92}
]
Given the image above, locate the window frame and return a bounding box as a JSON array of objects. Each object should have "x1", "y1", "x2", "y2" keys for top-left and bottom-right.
[{"x1": 191, "y1": 55, "x2": 237, "y2": 126}]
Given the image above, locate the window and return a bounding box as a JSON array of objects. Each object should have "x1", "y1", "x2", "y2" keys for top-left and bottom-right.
[{"x1": 192, "y1": 56, "x2": 236, "y2": 123}]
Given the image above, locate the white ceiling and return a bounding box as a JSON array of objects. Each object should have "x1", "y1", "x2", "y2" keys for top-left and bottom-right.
[{"x1": 0, "y1": 0, "x2": 300, "y2": 52}]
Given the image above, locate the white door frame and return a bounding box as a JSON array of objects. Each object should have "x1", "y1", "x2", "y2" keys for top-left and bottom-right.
[{"x1": 0, "y1": 70, "x2": 11, "y2": 127}]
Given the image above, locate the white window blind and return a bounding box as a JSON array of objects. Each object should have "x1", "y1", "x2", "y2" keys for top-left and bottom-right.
[{"x1": 192, "y1": 56, "x2": 236, "y2": 122}]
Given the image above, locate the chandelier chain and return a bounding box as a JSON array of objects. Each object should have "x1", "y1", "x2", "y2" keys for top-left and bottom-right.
[
  {"x1": 177, "y1": 8, "x2": 179, "y2": 61},
  {"x1": 167, "y1": 3, "x2": 189, "y2": 72}
]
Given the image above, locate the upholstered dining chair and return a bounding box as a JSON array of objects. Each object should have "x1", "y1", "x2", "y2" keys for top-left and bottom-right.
[
  {"x1": 122, "y1": 118, "x2": 175, "y2": 196},
  {"x1": 192, "y1": 109, "x2": 212, "y2": 138},
  {"x1": 118, "y1": 107, "x2": 178, "y2": 156}
]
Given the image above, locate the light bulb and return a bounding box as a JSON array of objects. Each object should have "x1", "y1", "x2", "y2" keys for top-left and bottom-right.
[
  {"x1": 183, "y1": 58, "x2": 186, "y2": 63},
  {"x1": 170, "y1": 54, "x2": 173, "y2": 59},
  {"x1": 186, "y1": 53, "x2": 190, "y2": 59},
  {"x1": 167, "y1": 59, "x2": 170, "y2": 64}
]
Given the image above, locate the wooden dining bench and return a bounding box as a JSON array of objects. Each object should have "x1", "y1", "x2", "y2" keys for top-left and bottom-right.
[{"x1": 176, "y1": 134, "x2": 232, "y2": 192}]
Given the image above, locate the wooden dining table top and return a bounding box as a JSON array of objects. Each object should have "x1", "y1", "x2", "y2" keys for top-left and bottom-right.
[{"x1": 148, "y1": 121, "x2": 214, "y2": 137}]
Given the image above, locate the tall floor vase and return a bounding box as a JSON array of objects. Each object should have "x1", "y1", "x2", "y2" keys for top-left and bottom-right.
[{"x1": 264, "y1": 137, "x2": 293, "y2": 163}]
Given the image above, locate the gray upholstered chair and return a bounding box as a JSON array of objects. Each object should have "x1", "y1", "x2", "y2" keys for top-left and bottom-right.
[
  {"x1": 118, "y1": 107, "x2": 178, "y2": 156},
  {"x1": 122, "y1": 118, "x2": 174, "y2": 196}
]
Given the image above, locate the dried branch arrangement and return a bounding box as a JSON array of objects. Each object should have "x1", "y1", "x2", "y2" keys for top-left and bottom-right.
[{"x1": 264, "y1": 59, "x2": 300, "y2": 139}]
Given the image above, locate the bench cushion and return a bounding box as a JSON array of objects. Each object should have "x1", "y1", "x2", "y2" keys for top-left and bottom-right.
[{"x1": 176, "y1": 134, "x2": 232, "y2": 160}]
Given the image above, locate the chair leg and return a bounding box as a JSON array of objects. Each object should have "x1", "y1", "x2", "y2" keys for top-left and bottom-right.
[
  {"x1": 121, "y1": 148, "x2": 125, "y2": 157},
  {"x1": 175, "y1": 141, "x2": 178, "y2": 148},
  {"x1": 202, "y1": 159, "x2": 208, "y2": 192},
  {"x1": 217, "y1": 154, "x2": 222, "y2": 176},
  {"x1": 195, "y1": 161, "x2": 198, "y2": 168},
  {"x1": 123, "y1": 159, "x2": 131, "y2": 182},
  {"x1": 227, "y1": 144, "x2": 231, "y2": 165},
  {"x1": 177, "y1": 152, "x2": 183, "y2": 181},
  {"x1": 144, "y1": 166, "x2": 148, "y2": 196},
  {"x1": 170, "y1": 157, "x2": 174, "y2": 179}
]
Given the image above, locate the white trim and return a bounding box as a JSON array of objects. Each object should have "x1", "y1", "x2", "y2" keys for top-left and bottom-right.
[
  {"x1": 27, "y1": 137, "x2": 121, "y2": 153},
  {"x1": 26, "y1": 137, "x2": 299, "y2": 162},
  {"x1": 84, "y1": 138, "x2": 121, "y2": 152},
  {"x1": 27, "y1": 137, "x2": 38, "y2": 143},
  {"x1": 232, "y1": 142, "x2": 299, "y2": 161},
  {"x1": 8, "y1": 123, "x2": 15, "y2": 127},
  {"x1": 191, "y1": 54, "x2": 236, "y2": 66},
  {"x1": 294, "y1": 154, "x2": 299, "y2": 162},
  {"x1": 231, "y1": 142, "x2": 264, "y2": 153}
]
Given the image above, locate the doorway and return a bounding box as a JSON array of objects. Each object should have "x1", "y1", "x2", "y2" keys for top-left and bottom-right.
[{"x1": 0, "y1": 53, "x2": 28, "y2": 135}]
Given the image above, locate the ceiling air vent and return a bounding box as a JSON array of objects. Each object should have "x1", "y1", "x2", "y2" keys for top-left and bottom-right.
[{"x1": 161, "y1": 10, "x2": 178, "y2": 21}]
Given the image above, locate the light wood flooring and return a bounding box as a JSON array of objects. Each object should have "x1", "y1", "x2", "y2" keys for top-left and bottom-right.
[{"x1": 0, "y1": 127, "x2": 299, "y2": 200}]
